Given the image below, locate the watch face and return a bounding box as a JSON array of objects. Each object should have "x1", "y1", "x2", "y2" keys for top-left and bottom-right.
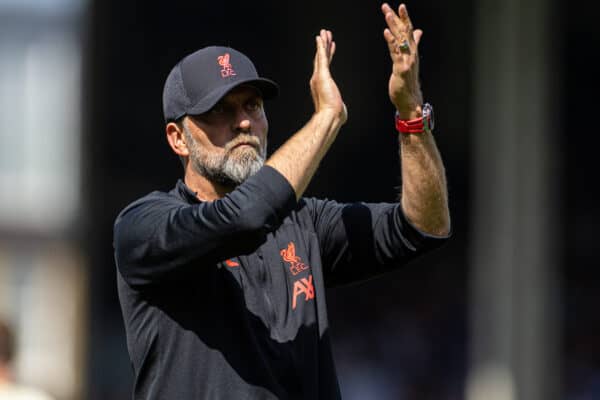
[{"x1": 423, "y1": 103, "x2": 434, "y2": 131}]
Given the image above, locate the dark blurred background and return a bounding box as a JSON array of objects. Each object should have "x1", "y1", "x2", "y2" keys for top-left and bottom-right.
[{"x1": 0, "y1": 0, "x2": 598, "y2": 399}]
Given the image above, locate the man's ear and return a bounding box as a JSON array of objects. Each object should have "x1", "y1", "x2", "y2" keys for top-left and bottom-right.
[{"x1": 166, "y1": 120, "x2": 190, "y2": 157}]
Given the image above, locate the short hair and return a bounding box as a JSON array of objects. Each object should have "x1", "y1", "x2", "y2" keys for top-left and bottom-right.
[{"x1": 0, "y1": 319, "x2": 15, "y2": 364}]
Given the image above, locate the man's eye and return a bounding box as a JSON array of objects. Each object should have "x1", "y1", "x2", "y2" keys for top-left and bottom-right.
[
  {"x1": 246, "y1": 100, "x2": 262, "y2": 111},
  {"x1": 210, "y1": 104, "x2": 226, "y2": 114}
]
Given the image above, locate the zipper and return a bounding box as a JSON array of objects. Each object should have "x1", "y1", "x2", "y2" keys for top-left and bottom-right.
[{"x1": 257, "y1": 247, "x2": 277, "y2": 326}]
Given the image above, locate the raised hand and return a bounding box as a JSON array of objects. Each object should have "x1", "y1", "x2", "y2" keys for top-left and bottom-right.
[
  {"x1": 381, "y1": 3, "x2": 424, "y2": 118},
  {"x1": 310, "y1": 29, "x2": 347, "y2": 123}
]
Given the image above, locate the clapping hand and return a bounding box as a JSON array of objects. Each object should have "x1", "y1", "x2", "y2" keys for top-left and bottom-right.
[{"x1": 382, "y1": 3, "x2": 424, "y2": 119}]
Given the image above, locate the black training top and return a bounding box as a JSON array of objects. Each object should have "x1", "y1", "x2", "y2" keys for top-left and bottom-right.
[{"x1": 114, "y1": 166, "x2": 448, "y2": 400}]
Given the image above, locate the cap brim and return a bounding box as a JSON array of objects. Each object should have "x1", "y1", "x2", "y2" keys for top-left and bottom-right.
[{"x1": 186, "y1": 78, "x2": 279, "y2": 116}]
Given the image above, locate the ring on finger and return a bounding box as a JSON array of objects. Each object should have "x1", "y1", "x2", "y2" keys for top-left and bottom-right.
[{"x1": 397, "y1": 39, "x2": 410, "y2": 52}]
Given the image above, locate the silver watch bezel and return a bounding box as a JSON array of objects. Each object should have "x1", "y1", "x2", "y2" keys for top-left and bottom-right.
[{"x1": 422, "y1": 103, "x2": 434, "y2": 132}]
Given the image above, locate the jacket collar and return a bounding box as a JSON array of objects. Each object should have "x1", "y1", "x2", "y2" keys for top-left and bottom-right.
[{"x1": 172, "y1": 179, "x2": 201, "y2": 204}]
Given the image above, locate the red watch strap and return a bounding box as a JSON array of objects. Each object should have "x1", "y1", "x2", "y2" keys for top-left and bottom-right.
[{"x1": 395, "y1": 113, "x2": 425, "y2": 134}]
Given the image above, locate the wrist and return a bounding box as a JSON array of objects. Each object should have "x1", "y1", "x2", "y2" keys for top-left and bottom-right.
[
  {"x1": 310, "y1": 110, "x2": 345, "y2": 141},
  {"x1": 394, "y1": 103, "x2": 434, "y2": 134},
  {"x1": 395, "y1": 106, "x2": 422, "y2": 120},
  {"x1": 393, "y1": 93, "x2": 424, "y2": 119},
  {"x1": 394, "y1": 99, "x2": 423, "y2": 120},
  {"x1": 314, "y1": 105, "x2": 347, "y2": 125}
]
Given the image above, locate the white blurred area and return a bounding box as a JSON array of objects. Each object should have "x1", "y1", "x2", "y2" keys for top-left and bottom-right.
[{"x1": 0, "y1": 0, "x2": 87, "y2": 399}]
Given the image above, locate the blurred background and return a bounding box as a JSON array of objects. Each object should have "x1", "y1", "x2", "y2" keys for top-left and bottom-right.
[{"x1": 0, "y1": 0, "x2": 598, "y2": 399}]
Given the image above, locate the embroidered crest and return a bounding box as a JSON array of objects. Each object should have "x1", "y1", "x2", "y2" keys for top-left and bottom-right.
[
  {"x1": 217, "y1": 53, "x2": 236, "y2": 78},
  {"x1": 280, "y1": 242, "x2": 309, "y2": 275}
]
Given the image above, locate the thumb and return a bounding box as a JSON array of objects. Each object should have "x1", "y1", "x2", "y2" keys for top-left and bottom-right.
[{"x1": 413, "y1": 29, "x2": 423, "y2": 45}]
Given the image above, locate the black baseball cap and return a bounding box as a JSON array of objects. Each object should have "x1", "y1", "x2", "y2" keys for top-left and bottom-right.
[{"x1": 162, "y1": 46, "x2": 279, "y2": 123}]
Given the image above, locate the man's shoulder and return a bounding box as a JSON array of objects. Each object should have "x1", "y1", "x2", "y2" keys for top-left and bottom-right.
[
  {"x1": 295, "y1": 196, "x2": 343, "y2": 214},
  {"x1": 289, "y1": 197, "x2": 345, "y2": 226},
  {"x1": 115, "y1": 184, "x2": 186, "y2": 225},
  {"x1": 120, "y1": 189, "x2": 174, "y2": 211}
]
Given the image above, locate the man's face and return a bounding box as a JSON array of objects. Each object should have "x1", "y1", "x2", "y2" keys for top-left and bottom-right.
[{"x1": 182, "y1": 85, "x2": 268, "y2": 187}]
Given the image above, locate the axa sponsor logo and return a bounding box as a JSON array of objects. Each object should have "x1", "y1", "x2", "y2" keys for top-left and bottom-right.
[
  {"x1": 280, "y1": 242, "x2": 314, "y2": 309},
  {"x1": 217, "y1": 53, "x2": 236, "y2": 78},
  {"x1": 280, "y1": 242, "x2": 309, "y2": 275},
  {"x1": 292, "y1": 274, "x2": 314, "y2": 309}
]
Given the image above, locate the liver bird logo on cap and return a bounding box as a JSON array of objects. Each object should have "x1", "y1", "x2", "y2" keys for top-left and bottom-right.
[{"x1": 217, "y1": 53, "x2": 236, "y2": 78}]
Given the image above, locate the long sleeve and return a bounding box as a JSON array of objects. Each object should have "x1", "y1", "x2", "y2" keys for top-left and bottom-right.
[
  {"x1": 304, "y1": 198, "x2": 450, "y2": 287},
  {"x1": 113, "y1": 166, "x2": 296, "y2": 288}
]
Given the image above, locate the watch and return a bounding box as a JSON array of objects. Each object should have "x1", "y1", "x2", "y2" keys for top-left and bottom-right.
[{"x1": 394, "y1": 103, "x2": 434, "y2": 134}]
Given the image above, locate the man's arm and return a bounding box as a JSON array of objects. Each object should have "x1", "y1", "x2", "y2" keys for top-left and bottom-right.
[
  {"x1": 114, "y1": 167, "x2": 297, "y2": 287},
  {"x1": 382, "y1": 3, "x2": 450, "y2": 236},
  {"x1": 399, "y1": 122, "x2": 450, "y2": 236},
  {"x1": 266, "y1": 29, "x2": 347, "y2": 200}
]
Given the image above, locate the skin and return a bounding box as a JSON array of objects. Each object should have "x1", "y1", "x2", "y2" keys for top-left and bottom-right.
[
  {"x1": 166, "y1": 85, "x2": 268, "y2": 201},
  {"x1": 382, "y1": 2, "x2": 450, "y2": 236},
  {"x1": 166, "y1": 3, "x2": 450, "y2": 236}
]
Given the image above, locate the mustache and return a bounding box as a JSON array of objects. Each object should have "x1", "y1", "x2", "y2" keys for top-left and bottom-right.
[{"x1": 224, "y1": 134, "x2": 262, "y2": 152}]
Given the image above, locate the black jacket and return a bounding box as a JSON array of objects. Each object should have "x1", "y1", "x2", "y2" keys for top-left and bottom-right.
[{"x1": 114, "y1": 166, "x2": 448, "y2": 399}]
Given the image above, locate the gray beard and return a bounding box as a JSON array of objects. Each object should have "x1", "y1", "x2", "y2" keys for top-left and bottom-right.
[{"x1": 184, "y1": 127, "x2": 266, "y2": 187}]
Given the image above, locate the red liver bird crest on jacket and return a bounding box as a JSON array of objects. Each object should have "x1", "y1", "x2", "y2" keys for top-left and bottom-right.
[{"x1": 280, "y1": 242, "x2": 309, "y2": 276}]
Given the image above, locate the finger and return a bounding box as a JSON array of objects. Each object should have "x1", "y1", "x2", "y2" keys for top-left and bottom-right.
[
  {"x1": 382, "y1": 3, "x2": 410, "y2": 39},
  {"x1": 313, "y1": 35, "x2": 320, "y2": 73},
  {"x1": 383, "y1": 28, "x2": 405, "y2": 58},
  {"x1": 413, "y1": 29, "x2": 423, "y2": 46},
  {"x1": 329, "y1": 41, "x2": 336, "y2": 64},
  {"x1": 398, "y1": 4, "x2": 414, "y2": 33},
  {"x1": 330, "y1": 40, "x2": 336, "y2": 58},
  {"x1": 383, "y1": 28, "x2": 396, "y2": 49},
  {"x1": 381, "y1": 3, "x2": 400, "y2": 31},
  {"x1": 384, "y1": 9, "x2": 407, "y2": 40},
  {"x1": 315, "y1": 35, "x2": 330, "y2": 74},
  {"x1": 320, "y1": 29, "x2": 330, "y2": 59},
  {"x1": 327, "y1": 30, "x2": 335, "y2": 62},
  {"x1": 381, "y1": 3, "x2": 393, "y2": 15},
  {"x1": 326, "y1": 30, "x2": 333, "y2": 59},
  {"x1": 383, "y1": 28, "x2": 397, "y2": 52},
  {"x1": 322, "y1": 29, "x2": 329, "y2": 45}
]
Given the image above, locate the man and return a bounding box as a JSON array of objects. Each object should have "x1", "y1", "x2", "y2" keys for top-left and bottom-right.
[{"x1": 114, "y1": 3, "x2": 450, "y2": 399}]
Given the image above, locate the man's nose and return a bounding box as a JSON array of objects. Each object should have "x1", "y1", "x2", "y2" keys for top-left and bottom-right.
[{"x1": 233, "y1": 109, "x2": 252, "y2": 133}]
